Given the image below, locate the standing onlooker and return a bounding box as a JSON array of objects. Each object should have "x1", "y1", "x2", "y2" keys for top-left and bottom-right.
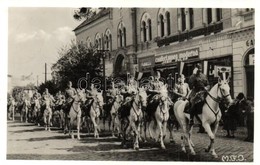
[
  {"x1": 223, "y1": 93, "x2": 245, "y2": 138},
  {"x1": 244, "y1": 97, "x2": 254, "y2": 142}
]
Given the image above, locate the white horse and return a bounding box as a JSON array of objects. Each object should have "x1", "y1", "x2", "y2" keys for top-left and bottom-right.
[
  {"x1": 174, "y1": 77, "x2": 232, "y2": 158},
  {"x1": 89, "y1": 89, "x2": 104, "y2": 138},
  {"x1": 20, "y1": 99, "x2": 31, "y2": 123},
  {"x1": 43, "y1": 96, "x2": 54, "y2": 131},
  {"x1": 110, "y1": 92, "x2": 124, "y2": 137},
  {"x1": 32, "y1": 97, "x2": 41, "y2": 126},
  {"x1": 122, "y1": 87, "x2": 148, "y2": 150},
  {"x1": 147, "y1": 84, "x2": 171, "y2": 149},
  {"x1": 68, "y1": 89, "x2": 86, "y2": 139}
]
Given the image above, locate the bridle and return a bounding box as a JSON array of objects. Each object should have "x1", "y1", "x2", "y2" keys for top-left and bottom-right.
[{"x1": 205, "y1": 82, "x2": 230, "y2": 124}]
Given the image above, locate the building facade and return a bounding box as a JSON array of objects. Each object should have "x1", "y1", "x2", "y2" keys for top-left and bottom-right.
[{"x1": 73, "y1": 8, "x2": 255, "y2": 98}]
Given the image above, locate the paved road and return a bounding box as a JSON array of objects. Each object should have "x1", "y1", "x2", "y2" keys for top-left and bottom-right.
[{"x1": 7, "y1": 119, "x2": 253, "y2": 161}]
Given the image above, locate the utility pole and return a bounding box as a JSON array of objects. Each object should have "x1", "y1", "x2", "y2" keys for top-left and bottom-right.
[{"x1": 45, "y1": 63, "x2": 47, "y2": 83}]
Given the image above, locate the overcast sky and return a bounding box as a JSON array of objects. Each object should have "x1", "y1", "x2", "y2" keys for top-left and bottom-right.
[{"x1": 8, "y1": 7, "x2": 81, "y2": 85}]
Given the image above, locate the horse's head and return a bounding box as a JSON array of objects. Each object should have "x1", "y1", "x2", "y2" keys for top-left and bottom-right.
[
  {"x1": 158, "y1": 84, "x2": 170, "y2": 109},
  {"x1": 115, "y1": 93, "x2": 124, "y2": 104},
  {"x1": 95, "y1": 91, "x2": 104, "y2": 107},
  {"x1": 217, "y1": 77, "x2": 232, "y2": 104},
  {"x1": 136, "y1": 87, "x2": 148, "y2": 107},
  {"x1": 72, "y1": 89, "x2": 86, "y2": 105}
]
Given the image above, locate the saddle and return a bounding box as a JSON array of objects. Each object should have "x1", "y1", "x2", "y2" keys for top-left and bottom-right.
[{"x1": 183, "y1": 100, "x2": 204, "y2": 115}]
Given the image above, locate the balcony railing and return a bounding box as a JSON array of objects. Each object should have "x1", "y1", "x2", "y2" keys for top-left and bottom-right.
[{"x1": 156, "y1": 22, "x2": 223, "y2": 47}]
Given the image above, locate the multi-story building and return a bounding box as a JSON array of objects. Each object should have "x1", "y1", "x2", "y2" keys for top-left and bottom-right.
[{"x1": 73, "y1": 8, "x2": 254, "y2": 98}]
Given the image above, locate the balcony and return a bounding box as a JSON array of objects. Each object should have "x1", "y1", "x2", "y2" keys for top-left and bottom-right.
[{"x1": 156, "y1": 22, "x2": 223, "y2": 47}]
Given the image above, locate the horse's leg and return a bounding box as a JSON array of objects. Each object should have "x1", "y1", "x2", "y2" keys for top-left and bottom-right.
[
  {"x1": 148, "y1": 120, "x2": 155, "y2": 140},
  {"x1": 90, "y1": 115, "x2": 98, "y2": 138},
  {"x1": 203, "y1": 122, "x2": 218, "y2": 157},
  {"x1": 77, "y1": 113, "x2": 81, "y2": 140},
  {"x1": 130, "y1": 118, "x2": 139, "y2": 150},
  {"x1": 70, "y1": 116, "x2": 74, "y2": 139},
  {"x1": 97, "y1": 116, "x2": 101, "y2": 138},
  {"x1": 111, "y1": 114, "x2": 115, "y2": 137},
  {"x1": 48, "y1": 112, "x2": 52, "y2": 131},
  {"x1": 157, "y1": 120, "x2": 165, "y2": 149},
  {"x1": 208, "y1": 122, "x2": 219, "y2": 158},
  {"x1": 43, "y1": 112, "x2": 47, "y2": 130}
]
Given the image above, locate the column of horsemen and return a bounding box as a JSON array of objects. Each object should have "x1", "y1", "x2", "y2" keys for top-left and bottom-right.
[{"x1": 8, "y1": 63, "x2": 238, "y2": 154}]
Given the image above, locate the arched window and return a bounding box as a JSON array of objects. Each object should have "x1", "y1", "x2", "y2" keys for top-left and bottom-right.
[
  {"x1": 119, "y1": 29, "x2": 122, "y2": 47},
  {"x1": 141, "y1": 12, "x2": 152, "y2": 42},
  {"x1": 104, "y1": 29, "x2": 112, "y2": 51},
  {"x1": 189, "y1": 8, "x2": 194, "y2": 29},
  {"x1": 118, "y1": 22, "x2": 126, "y2": 48},
  {"x1": 86, "y1": 37, "x2": 91, "y2": 48},
  {"x1": 148, "y1": 19, "x2": 152, "y2": 40},
  {"x1": 123, "y1": 27, "x2": 126, "y2": 47},
  {"x1": 142, "y1": 21, "x2": 147, "y2": 42},
  {"x1": 181, "y1": 8, "x2": 186, "y2": 31},
  {"x1": 166, "y1": 12, "x2": 171, "y2": 35},
  {"x1": 95, "y1": 33, "x2": 101, "y2": 50},
  {"x1": 207, "y1": 8, "x2": 212, "y2": 24},
  {"x1": 216, "y1": 8, "x2": 222, "y2": 21},
  {"x1": 160, "y1": 14, "x2": 164, "y2": 37}
]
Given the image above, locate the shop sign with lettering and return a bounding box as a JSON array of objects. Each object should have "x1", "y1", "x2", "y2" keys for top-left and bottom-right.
[
  {"x1": 138, "y1": 56, "x2": 155, "y2": 71},
  {"x1": 246, "y1": 39, "x2": 254, "y2": 47},
  {"x1": 155, "y1": 48, "x2": 199, "y2": 65}
]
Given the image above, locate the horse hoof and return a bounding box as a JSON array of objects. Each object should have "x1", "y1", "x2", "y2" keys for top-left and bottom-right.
[
  {"x1": 191, "y1": 151, "x2": 196, "y2": 155},
  {"x1": 170, "y1": 139, "x2": 176, "y2": 144},
  {"x1": 161, "y1": 146, "x2": 166, "y2": 150},
  {"x1": 134, "y1": 147, "x2": 139, "y2": 151},
  {"x1": 205, "y1": 148, "x2": 210, "y2": 152},
  {"x1": 213, "y1": 154, "x2": 218, "y2": 158}
]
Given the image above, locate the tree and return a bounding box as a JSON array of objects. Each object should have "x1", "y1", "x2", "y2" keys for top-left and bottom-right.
[
  {"x1": 52, "y1": 41, "x2": 102, "y2": 91},
  {"x1": 73, "y1": 7, "x2": 97, "y2": 21},
  {"x1": 38, "y1": 80, "x2": 59, "y2": 95}
]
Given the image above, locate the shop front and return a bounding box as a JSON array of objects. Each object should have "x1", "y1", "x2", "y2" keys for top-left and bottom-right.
[
  {"x1": 244, "y1": 47, "x2": 254, "y2": 99},
  {"x1": 154, "y1": 47, "x2": 200, "y2": 82},
  {"x1": 138, "y1": 55, "x2": 155, "y2": 78}
]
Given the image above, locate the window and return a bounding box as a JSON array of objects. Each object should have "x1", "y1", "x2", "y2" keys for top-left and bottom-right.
[
  {"x1": 118, "y1": 22, "x2": 126, "y2": 48},
  {"x1": 160, "y1": 14, "x2": 164, "y2": 37},
  {"x1": 141, "y1": 13, "x2": 152, "y2": 42},
  {"x1": 105, "y1": 29, "x2": 112, "y2": 51},
  {"x1": 189, "y1": 8, "x2": 194, "y2": 29},
  {"x1": 166, "y1": 12, "x2": 171, "y2": 35},
  {"x1": 148, "y1": 19, "x2": 152, "y2": 40},
  {"x1": 119, "y1": 29, "x2": 122, "y2": 47},
  {"x1": 123, "y1": 27, "x2": 126, "y2": 47},
  {"x1": 142, "y1": 21, "x2": 147, "y2": 42},
  {"x1": 216, "y1": 8, "x2": 222, "y2": 21},
  {"x1": 207, "y1": 8, "x2": 212, "y2": 24},
  {"x1": 181, "y1": 8, "x2": 186, "y2": 31},
  {"x1": 95, "y1": 33, "x2": 101, "y2": 50}
]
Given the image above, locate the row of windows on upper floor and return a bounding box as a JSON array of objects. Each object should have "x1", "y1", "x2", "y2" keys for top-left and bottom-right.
[{"x1": 85, "y1": 8, "x2": 223, "y2": 50}]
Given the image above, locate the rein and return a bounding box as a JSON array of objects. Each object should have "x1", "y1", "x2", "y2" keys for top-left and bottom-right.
[{"x1": 205, "y1": 84, "x2": 230, "y2": 124}]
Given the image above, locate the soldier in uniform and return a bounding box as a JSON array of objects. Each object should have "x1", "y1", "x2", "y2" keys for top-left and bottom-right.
[
  {"x1": 188, "y1": 63, "x2": 209, "y2": 126},
  {"x1": 173, "y1": 74, "x2": 190, "y2": 101}
]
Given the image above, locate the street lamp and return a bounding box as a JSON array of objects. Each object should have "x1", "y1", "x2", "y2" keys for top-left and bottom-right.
[{"x1": 96, "y1": 49, "x2": 109, "y2": 105}]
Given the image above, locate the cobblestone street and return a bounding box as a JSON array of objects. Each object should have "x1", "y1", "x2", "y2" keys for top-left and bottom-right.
[{"x1": 7, "y1": 119, "x2": 253, "y2": 162}]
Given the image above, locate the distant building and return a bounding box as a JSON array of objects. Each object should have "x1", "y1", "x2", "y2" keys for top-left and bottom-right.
[{"x1": 74, "y1": 8, "x2": 254, "y2": 98}]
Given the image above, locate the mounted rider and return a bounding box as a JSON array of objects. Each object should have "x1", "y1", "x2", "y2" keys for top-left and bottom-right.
[
  {"x1": 188, "y1": 63, "x2": 209, "y2": 126},
  {"x1": 173, "y1": 74, "x2": 190, "y2": 101},
  {"x1": 64, "y1": 81, "x2": 77, "y2": 114},
  {"x1": 147, "y1": 68, "x2": 163, "y2": 104},
  {"x1": 121, "y1": 75, "x2": 138, "y2": 106}
]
